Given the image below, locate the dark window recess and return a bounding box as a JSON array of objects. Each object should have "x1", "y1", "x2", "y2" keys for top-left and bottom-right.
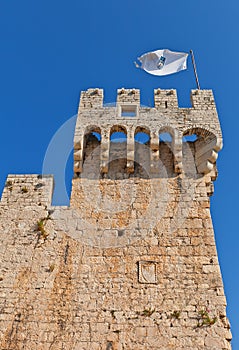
[{"x1": 121, "y1": 105, "x2": 137, "y2": 117}]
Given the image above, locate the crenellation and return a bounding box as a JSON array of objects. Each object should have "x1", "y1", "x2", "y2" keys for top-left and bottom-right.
[
  {"x1": 154, "y1": 88, "x2": 178, "y2": 109},
  {"x1": 117, "y1": 88, "x2": 140, "y2": 104},
  {"x1": 79, "y1": 88, "x2": 104, "y2": 109},
  {"x1": 1, "y1": 174, "x2": 54, "y2": 207},
  {"x1": 190, "y1": 89, "x2": 216, "y2": 110}
]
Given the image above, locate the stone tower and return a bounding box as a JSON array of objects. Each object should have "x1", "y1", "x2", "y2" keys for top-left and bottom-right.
[{"x1": 0, "y1": 88, "x2": 232, "y2": 349}]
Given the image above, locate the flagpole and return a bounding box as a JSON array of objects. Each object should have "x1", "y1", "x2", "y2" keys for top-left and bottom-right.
[{"x1": 190, "y1": 50, "x2": 200, "y2": 90}]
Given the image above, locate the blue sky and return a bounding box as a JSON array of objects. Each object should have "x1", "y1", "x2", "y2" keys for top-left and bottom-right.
[{"x1": 0, "y1": 0, "x2": 238, "y2": 346}]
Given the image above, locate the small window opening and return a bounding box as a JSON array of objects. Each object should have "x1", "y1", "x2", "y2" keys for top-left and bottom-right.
[
  {"x1": 165, "y1": 101, "x2": 168, "y2": 108},
  {"x1": 121, "y1": 105, "x2": 137, "y2": 117}
]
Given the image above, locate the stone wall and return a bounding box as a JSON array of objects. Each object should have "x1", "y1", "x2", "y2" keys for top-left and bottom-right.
[{"x1": 0, "y1": 88, "x2": 232, "y2": 349}]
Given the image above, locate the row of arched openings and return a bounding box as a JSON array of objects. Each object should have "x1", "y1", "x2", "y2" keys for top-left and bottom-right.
[{"x1": 81, "y1": 125, "x2": 207, "y2": 178}]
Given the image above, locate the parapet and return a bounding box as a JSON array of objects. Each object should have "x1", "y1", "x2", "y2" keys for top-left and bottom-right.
[
  {"x1": 154, "y1": 88, "x2": 178, "y2": 109},
  {"x1": 78, "y1": 87, "x2": 217, "y2": 110},
  {"x1": 79, "y1": 88, "x2": 104, "y2": 109},
  {"x1": 117, "y1": 88, "x2": 140, "y2": 104},
  {"x1": 0, "y1": 175, "x2": 54, "y2": 207},
  {"x1": 190, "y1": 89, "x2": 216, "y2": 110}
]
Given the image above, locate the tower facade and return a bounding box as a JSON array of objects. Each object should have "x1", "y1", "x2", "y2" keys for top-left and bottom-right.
[{"x1": 0, "y1": 88, "x2": 232, "y2": 349}]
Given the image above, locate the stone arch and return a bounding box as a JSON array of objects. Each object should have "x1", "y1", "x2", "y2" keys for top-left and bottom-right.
[
  {"x1": 182, "y1": 127, "x2": 222, "y2": 175},
  {"x1": 108, "y1": 125, "x2": 127, "y2": 179},
  {"x1": 134, "y1": 126, "x2": 151, "y2": 178},
  {"x1": 159, "y1": 125, "x2": 175, "y2": 142},
  {"x1": 81, "y1": 125, "x2": 101, "y2": 178},
  {"x1": 134, "y1": 125, "x2": 150, "y2": 144},
  {"x1": 84, "y1": 125, "x2": 102, "y2": 138},
  {"x1": 110, "y1": 125, "x2": 127, "y2": 140},
  {"x1": 158, "y1": 126, "x2": 175, "y2": 177}
]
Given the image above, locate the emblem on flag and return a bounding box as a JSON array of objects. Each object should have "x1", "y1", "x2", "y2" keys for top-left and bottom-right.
[{"x1": 157, "y1": 56, "x2": 166, "y2": 70}]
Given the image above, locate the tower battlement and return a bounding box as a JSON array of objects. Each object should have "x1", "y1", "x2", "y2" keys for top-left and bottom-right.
[
  {"x1": 74, "y1": 88, "x2": 222, "y2": 177},
  {"x1": 78, "y1": 87, "x2": 217, "y2": 111}
]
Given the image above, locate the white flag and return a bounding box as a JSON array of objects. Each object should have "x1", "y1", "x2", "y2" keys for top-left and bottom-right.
[{"x1": 136, "y1": 49, "x2": 188, "y2": 76}]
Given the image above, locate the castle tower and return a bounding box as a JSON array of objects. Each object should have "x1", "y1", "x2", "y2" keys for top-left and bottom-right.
[{"x1": 0, "y1": 88, "x2": 232, "y2": 349}]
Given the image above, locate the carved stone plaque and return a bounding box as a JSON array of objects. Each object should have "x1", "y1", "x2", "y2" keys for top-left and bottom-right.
[{"x1": 138, "y1": 261, "x2": 157, "y2": 284}]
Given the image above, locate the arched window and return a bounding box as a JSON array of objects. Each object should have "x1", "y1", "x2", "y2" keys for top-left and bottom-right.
[
  {"x1": 159, "y1": 129, "x2": 174, "y2": 177},
  {"x1": 159, "y1": 132, "x2": 172, "y2": 142},
  {"x1": 108, "y1": 125, "x2": 127, "y2": 179},
  {"x1": 110, "y1": 132, "x2": 127, "y2": 143},
  {"x1": 134, "y1": 126, "x2": 150, "y2": 178},
  {"x1": 82, "y1": 126, "x2": 101, "y2": 178},
  {"x1": 182, "y1": 128, "x2": 218, "y2": 176}
]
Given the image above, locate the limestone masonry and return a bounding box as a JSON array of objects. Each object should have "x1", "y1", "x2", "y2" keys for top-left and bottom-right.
[{"x1": 0, "y1": 88, "x2": 232, "y2": 349}]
